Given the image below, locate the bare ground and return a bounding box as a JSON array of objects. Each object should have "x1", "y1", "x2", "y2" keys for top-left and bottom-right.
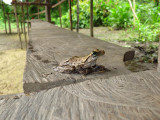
[
  {"x1": 74, "y1": 27, "x2": 157, "y2": 72},
  {"x1": 0, "y1": 32, "x2": 27, "y2": 95}
]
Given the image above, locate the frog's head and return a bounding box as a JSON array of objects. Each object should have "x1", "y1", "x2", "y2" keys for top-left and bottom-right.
[
  {"x1": 92, "y1": 49, "x2": 105, "y2": 57},
  {"x1": 84, "y1": 49, "x2": 105, "y2": 68}
]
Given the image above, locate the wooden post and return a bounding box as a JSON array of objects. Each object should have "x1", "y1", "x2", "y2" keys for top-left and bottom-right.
[
  {"x1": 158, "y1": 34, "x2": 160, "y2": 72},
  {"x1": 2, "y1": 1, "x2": 7, "y2": 34},
  {"x1": 7, "y1": 13, "x2": 11, "y2": 34},
  {"x1": 38, "y1": 6, "x2": 40, "y2": 19},
  {"x1": 68, "y1": 0, "x2": 72, "y2": 31},
  {"x1": 90, "y1": 0, "x2": 93, "y2": 37},
  {"x1": 22, "y1": 5, "x2": 27, "y2": 49},
  {"x1": 20, "y1": 21, "x2": 23, "y2": 33},
  {"x1": 13, "y1": 4, "x2": 23, "y2": 49},
  {"x1": 58, "y1": 0, "x2": 62, "y2": 28},
  {"x1": 133, "y1": 0, "x2": 135, "y2": 27},
  {"x1": 76, "y1": 0, "x2": 79, "y2": 32},
  {"x1": 26, "y1": 0, "x2": 29, "y2": 34},
  {"x1": 45, "y1": 0, "x2": 51, "y2": 22}
]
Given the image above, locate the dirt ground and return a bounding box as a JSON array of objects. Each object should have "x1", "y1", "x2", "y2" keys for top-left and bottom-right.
[
  {"x1": 75, "y1": 27, "x2": 157, "y2": 72},
  {"x1": 0, "y1": 32, "x2": 27, "y2": 95}
]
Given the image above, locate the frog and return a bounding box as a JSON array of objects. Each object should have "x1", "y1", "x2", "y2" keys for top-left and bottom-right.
[{"x1": 54, "y1": 49, "x2": 106, "y2": 74}]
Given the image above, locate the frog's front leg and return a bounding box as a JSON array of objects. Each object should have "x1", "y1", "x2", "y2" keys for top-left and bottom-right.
[{"x1": 54, "y1": 65, "x2": 75, "y2": 73}]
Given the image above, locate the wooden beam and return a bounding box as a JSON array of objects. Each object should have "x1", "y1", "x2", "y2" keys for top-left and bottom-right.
[
  {"x1": 68, "y1": 0, "x2": 72, "y2": 31},
  {"x1": 45, "y1": 0, "x2": 51, "y2": 22},
  {"x1": 2, "y1": 1, "x2": 7, "y2": 34},
  {"x1": 51, "y1": 0, "x2": 66, "y2": 8},
  {"x1": 13, "y1": 4, "x2": 23, "y2": 49},
  {"x1": 31, "y1": 0, "x2": 66, "y2": 16},
  {"x1": 22, "y1": 5, "x2": 27, "y2": 49},
  {"x1": 90, "y1": 0, "x2": 93, "y2": 37},
  {"x1": 11, "y1": 2, "x2": 51, "y2": 6},
  {"x1": 58, "y1": 0, "x2": 62, "y2": 28},
  {"x1": 7, "y1": 13, "x2": 11, "y2": 34},
  {"x1": 158, "y1": 34, "x2": 160, "y2": 72},
  {"x1": 76, "y1": 0, "x2": 79, "y2": 32},
  {"x1": 31, "y1": 10, "x2": 45, "y2": 16}
]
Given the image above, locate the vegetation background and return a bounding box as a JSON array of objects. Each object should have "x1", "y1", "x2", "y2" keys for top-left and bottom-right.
[{"x1": 0, "y1": 0, "x2": 160, "y2": 42}]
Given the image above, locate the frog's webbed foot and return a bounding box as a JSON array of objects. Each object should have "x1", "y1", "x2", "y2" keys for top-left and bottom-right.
[
  {"x1": 75, "y1": 66, "x2": 93, "y2": 75},
  {"x1": 92, "y1": 65, "x2": 110, "y2": 73}
]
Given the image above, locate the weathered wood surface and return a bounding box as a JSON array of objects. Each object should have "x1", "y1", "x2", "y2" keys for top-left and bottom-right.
[
  {"x1": 23, "y1": 20, "x2": 134, "y2": 93},
  {"x1": 1, "y1": 70, "x2": 160, "y2": 120}
]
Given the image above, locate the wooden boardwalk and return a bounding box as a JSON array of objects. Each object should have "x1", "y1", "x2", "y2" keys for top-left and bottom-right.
[
  {"x1": 0, "y1": 20, "x2": 160, "y2": 120},
  {"x1": 23, "y1": 20, "x2": 134, "y2": 93}
]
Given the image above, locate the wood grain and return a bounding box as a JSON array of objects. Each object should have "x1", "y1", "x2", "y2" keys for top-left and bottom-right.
[
  {"x1": 23, "y1": 20, "x2": 135, "y2": 93},
  {"x1": 0, "y1": 70, "x2": 160, "y2": 120}
]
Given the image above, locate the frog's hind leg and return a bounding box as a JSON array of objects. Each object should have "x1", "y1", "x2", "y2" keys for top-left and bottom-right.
[{"x1": 54, "y1": 66, "x2": 75, "y2": 74}]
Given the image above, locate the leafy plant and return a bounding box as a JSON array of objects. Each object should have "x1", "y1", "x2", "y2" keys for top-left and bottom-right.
[{"x1": 105, "y1": 2, "x2": 133, "y2": 29}]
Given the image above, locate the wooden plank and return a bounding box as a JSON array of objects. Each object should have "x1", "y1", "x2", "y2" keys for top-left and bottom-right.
[
  {"x1": 7, "y1": 13, "x2": 11, "y2": 34},
  {"x1": 1, "y1": 70, "x2": 160, "y2": 119},
  {"x1": 23, "y1": 20, "x2": 135, "y2": 93},
  {"x1": 68, "y1": 0, "x2": 72, "y2": 31},
  {"x1": 90, "y1": 0, "x2": 93, "y2": 37},
  {"x1": 13, "y1": 4, "x2": 23, "y2": 49},
  {"x1": 2, "y1": 1, "x2": 7, "y2": 34},
  {"x1": 22, "y1": 5, "x2": 27, "y2": 49},
  {"x1": 76, "y1": 0, "x2": 79, "y2": 32},
  {"x1": 45, "y1": 0, "x2": 51, "y2": 22}
]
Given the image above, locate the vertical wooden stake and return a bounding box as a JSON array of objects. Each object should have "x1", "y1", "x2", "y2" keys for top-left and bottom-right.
[
  {"x1": 14, "y1": 4, "x2": 23, "y2": 49},
  {"x1": 45, "y1": 0, "x2": 51, "y2": 22},
  {"x1": 68, "y1": 0, "x2": 73, "y2": 31},
  {"x1": 2, "y1": 1, "x2": 7, "y2": 34},
  {"x1": 133, "y1": 0, "x2": 135, "y2": 27},
  {"x1": 76, "y1": 0, "x2": 79, "y2": 32},
  {"x1": 38, "y1": 6, "x2": 40, "y2": 19},
  {"x1": 21, "y1": 21, "x2": 23, "y2": 33},
  {"x1": 26, "y1": 0, "x2": 29, "y2": 34},
  {"x1": 90, "y1": 0, "x2": 93, "y2": 37},
  {"x1": 58, "y1": 0, "x2": 62, "y2": 28},
  {"x1": 158, "y1": 34, "x2": 160, "y2": 72},
  {"x1": 7, "y1": 13, "x2": 11, "y2": 34},
  {"x1": 22, "y1": 5, "x2": 27, "y2": 49}
]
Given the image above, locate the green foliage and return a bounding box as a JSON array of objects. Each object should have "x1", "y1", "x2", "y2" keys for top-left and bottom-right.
[
  {"x1": 135, "y1": 22, "x2": 160, "y2": 42},
  {"x1": 54, "y1": 0, "x2": 90, "y2": 28},
  {"x1": 0, "y1": 0, "x2": 159, "y2": 43},
  {"x1": 104, "y1": 2, "x2": 133, "y2": 29}
]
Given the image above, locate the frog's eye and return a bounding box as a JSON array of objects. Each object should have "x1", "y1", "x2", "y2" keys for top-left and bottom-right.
[{"x1": 92, "y1": 51, "x2": 97, "y2": 56}]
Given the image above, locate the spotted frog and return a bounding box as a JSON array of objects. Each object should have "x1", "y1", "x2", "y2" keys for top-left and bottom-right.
[{"x1": 54, "y1": 49, "x2": 106, "y2": 74}]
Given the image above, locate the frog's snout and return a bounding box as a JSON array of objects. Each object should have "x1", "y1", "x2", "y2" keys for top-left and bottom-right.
[{"x1": 98, "y1": 50, "x2": 105, "y2": 56}]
